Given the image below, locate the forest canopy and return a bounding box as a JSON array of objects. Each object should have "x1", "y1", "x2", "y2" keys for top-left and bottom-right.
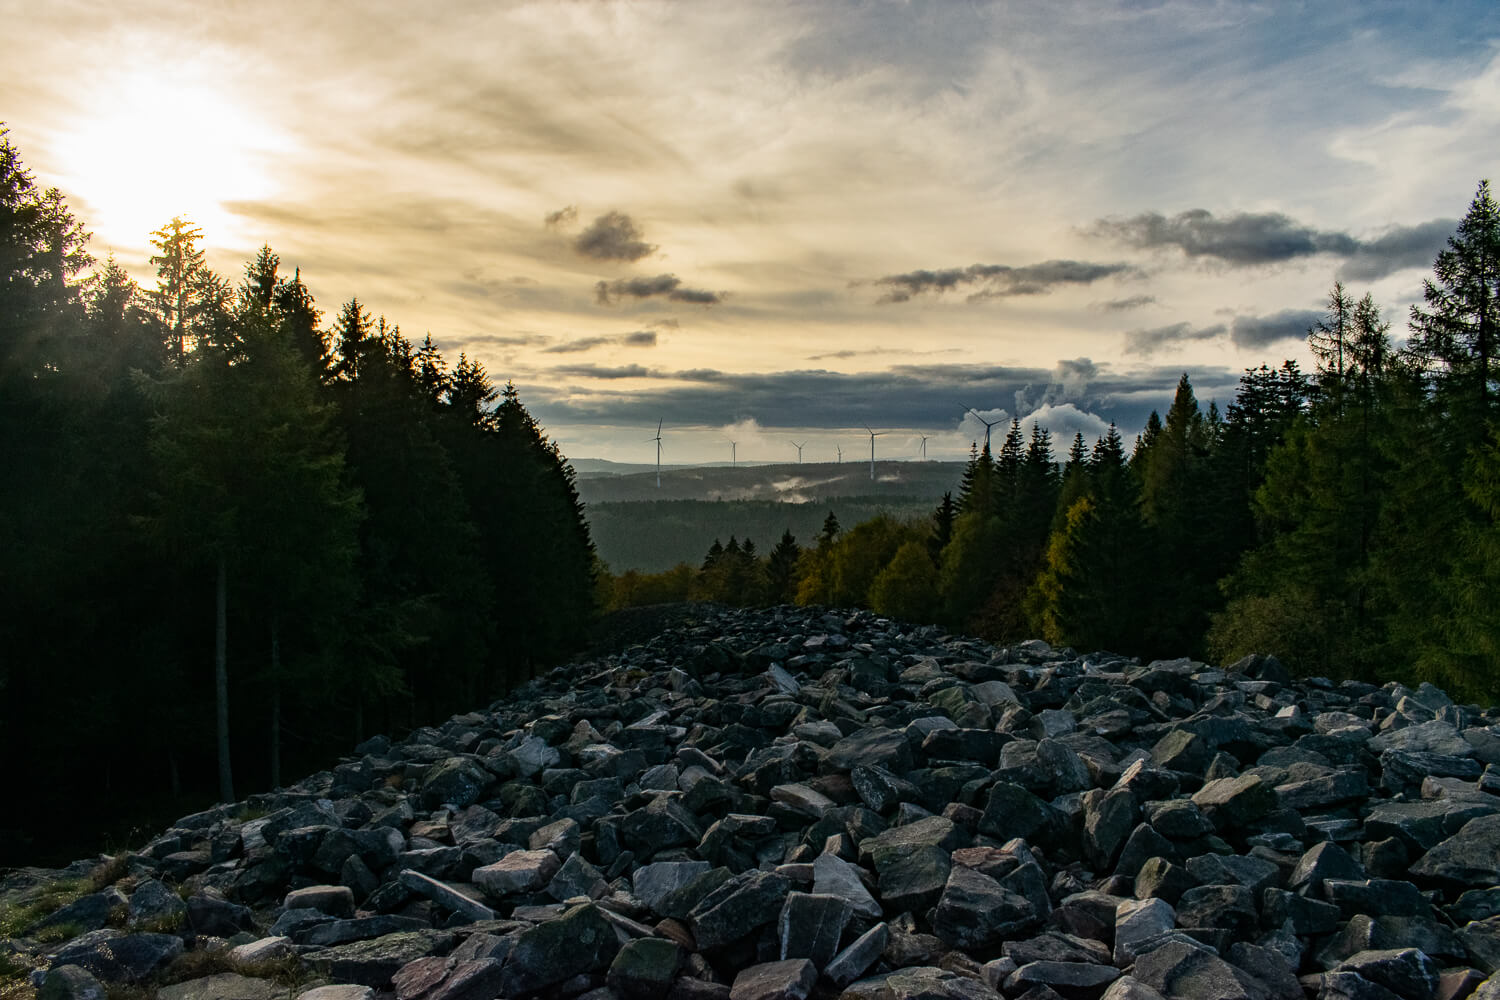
[{"x1": 0, "y1": 127, "x2": 596, "y2": 862}]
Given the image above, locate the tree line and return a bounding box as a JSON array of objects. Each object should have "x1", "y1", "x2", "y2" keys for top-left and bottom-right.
[
  {"x1": 604, "y1": 181, "x2": 1500, "y2": 704},
  {"x1": 0, "y1": 128, "x2": 595, "y2": 861}
]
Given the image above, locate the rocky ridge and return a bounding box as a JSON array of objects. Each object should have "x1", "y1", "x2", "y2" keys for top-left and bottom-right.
[{"x1": 5, "y1": 604, "x2": 1500, "y2": 1000}]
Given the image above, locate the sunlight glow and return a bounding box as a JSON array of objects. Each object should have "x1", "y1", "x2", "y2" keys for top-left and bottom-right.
[{"x1": 50, "y1": 72, "x2": 289, "y2": 252}]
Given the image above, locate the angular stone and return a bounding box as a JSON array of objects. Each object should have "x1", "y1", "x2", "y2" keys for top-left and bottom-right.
[
  {"x1": 1084, "y1": 787, "x2": 1139, "y2": 871},
  {"x1": 48, "y1": 931, "x2": 184, "y2": 984},
  {"x1": 500, "y1": 903, "x2": 619, "y2": 996},
  {"x1": 689, "y1": 870, "x2": 792, "y2": 950},
  {"x1": 1288, "y1": 841, "x2": 1366, "y2": 895},
  {"x1": 1115, "y1": 897, "x2": 1176, "y2": 965},
  {"x1": 1461, "y1": 918, "x2": 1500, "y2": 976},
  {"x1": 931, "y1": 865, "x2": 1040, "y2": 951},
  {"x1": 38, "y1": 965, "x2": 107, "y2": 1000},
  {"x1": 824, "y1": 922, "x2": 889, "y2": 987},
  {"x1": 127, "y1": 879, "x2": 187, "y2": 931},
  {"x1": 729, "y1": 959, "x2": 816, "y2": 1000},
  {"x1": 471, "y1": 849, "x2": 560, "y2": 897},
  {"x1": 828, "y1": 729, "x2": 914, "y2": 774},
  {"x1": 306, "y1": 929, "x2": 458, "y2": 989},
  {"x1": 157, "y1": 974, "x2": 287, "y2": 1000},
  {"x1": 607, "y1": 937, "x2": 684, "y2": 999},
  {"x1": 980, "y1": 782, "x2": 1059, "y2": 843},
  {"x1": 1410, "y1": 814, "x2": 1500, "y2": 889},
  {"x1": 397, "y1": 870, "x2": 495, "y2": 923},
  {"x1": 872, "y1": 843, "x2": 951, "y2": 914},
  {"x1": 421, "y1": 757, "x2": 491, "y2": 810},
  {"x1": 1176, "y1": 884, "x2": 1258, "y2": 940},
  {"x1": 547, "y1": 852, "x2": 608, "y2": 901},
  {"x1": 1006, "y1": 962, "x2": 1121, "y2": 995},
  {"x1": 776, "y1": 892, "x2": 851, "y2": 968},
  {"x1": 284, "y1": 884, "x2": 355, "y2": 918},
  {"x1": 812, "y1": 853, "x2": 882, "y2": 918},
  {"x1": 1191, "y1": 774, "x2": 1276, "y2": 830},
  {"x1": 1336, "y1": 950, "x2": 1440, "y2": 1000},
  {"x1": 299, "y1": 915, "x2": 429, "y2": 947}
]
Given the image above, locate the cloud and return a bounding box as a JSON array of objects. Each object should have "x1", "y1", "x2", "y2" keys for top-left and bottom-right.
[
  {"x1": 873, "y1": 260, "x2": 1134, "y2": 304},
  {"x1": 573, "y1": 210, "x2": 658, "y2": 262},
  {"x1": 1124, "y1": 321, "x2": 1228, "y2": 356},
  {"x1": 1096, "y1": 295, "x2": 1157, "y2": 312},
  {"x1": 1051, "y1": 357, "x2": 1098, "y2": 398},
  {"x1": 1015, "y1": 402, "x2": 1115, "y2": 456},
  {"x1": 521, "y1": 361, "x2": 1241, "y2": 443},
  {"x1": 464, "y1": 332, "x2": 551, "y2": 348},
  {"x1": 1229, "y1": 309, "x2": 1321, "y2": 350},
  {"x1": 542, "y1": 331, "x2": 659, "y2": 353},
  {"x1": 1091, "y1": 208, "x2": 1460, "y2": 279},
  {"x1": 551, "y1": 364, "x2": 653, "y2": 380},
  {"x1": 1338, "y1": 218, "x2": 1456, "y2": 281},
  {"x1": 1091, "y1": 208, "x2": 1359, "y2": 265},
  {"x1": 595, "y1": 274, "x2": 722, "y2": 305},
  {"x1": 544, "y1": 205, "x2": 578, "y2": 228}
]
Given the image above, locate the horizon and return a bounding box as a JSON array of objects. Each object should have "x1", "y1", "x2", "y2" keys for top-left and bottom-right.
[{"x1": 4, "y1": 2, "x2": 1496, "y2": 463}]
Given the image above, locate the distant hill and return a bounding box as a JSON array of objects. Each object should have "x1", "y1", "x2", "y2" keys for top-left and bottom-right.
[
  {"x1": 588, "y1": 497, "x2": 946, "y2": 573},
  {"x1": 573, "y1": 460, "x2": 965, "y2": 504}
]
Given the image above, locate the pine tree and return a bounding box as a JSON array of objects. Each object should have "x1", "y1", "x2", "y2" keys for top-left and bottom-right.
[
  {"x1": 929, "y1": 491, "x2": 957, "y2": 562},
  {"x1": 1409, "y1": 179, "x2": 1500, "y2": 422},
  {"x1": 766, "y1": 529, "x2": 801, "y2": 604}
]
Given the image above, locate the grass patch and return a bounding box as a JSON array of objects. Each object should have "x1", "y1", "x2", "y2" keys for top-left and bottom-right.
[
  {"x1": 31, "y1": 923, "x2": 81, "y2": 945},
  {"x1": 0, "y1": 878, "x2": 90, "y2": 938},
  {"x1": 0, "y1": 951, "x2": 36, "y2": 1000},
  {"x1": 88, "y1": 855, "x2": 132, "y2": 891}
]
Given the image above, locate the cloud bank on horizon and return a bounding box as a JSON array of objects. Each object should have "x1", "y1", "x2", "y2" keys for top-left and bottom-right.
[{"x1": 2, "y1": 1, "x2": 1496, "y2": 462}]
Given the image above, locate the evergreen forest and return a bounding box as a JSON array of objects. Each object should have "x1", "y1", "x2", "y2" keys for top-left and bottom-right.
[
  {"x1": 604, "y1": 180, "x2": 1500, "y2": 708},
  {"x1": 0, "y1": 129, "x2": 596, "y2": 863}
]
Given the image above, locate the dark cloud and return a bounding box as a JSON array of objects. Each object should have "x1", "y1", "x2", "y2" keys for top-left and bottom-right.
[
  {"x1": 542, "y1": 331, "x2": 659, "y2": 354},
  {"x1": 1096, "y1": 294, "x2": 1157, "y2": 312},
  {"x1": 595, "y1": 274, "x2": 722, "y2": 305},
  {"x1": 648, "y1": 318, "x2": 680, "y2": 329},
  {"x1": 465, "y1": 332, "x2": 552, "y2": 348},
  {"x1": 1124, "y1": 321, "x2": 1228, "y2": 356},
  {"x1": 522, "y1": 361, "x2": 1242, "y2": 439},
  {"x1": 1092, "y1": 209, "x2": 1459, "y2": 278},
  {"x1": 1092, "y1": 208, "x2": 1358, "y2": 265},
  {"x1": 551, "y1": 364, "x2": 653, "y2": 380},
  {"x1": 545, "y1": 205, "x2": 578, "y2": 228},
  {"x1": 873, "y1": 260, "x2": 1133, "y2": 304},
  {"x1": 573, "y1": 210, "x2": 658, "y2": 261},
  {"x1": 1339, "y1": 218, "x2": 1456, "y2": 281},
  {"x1": 1230, "y1": 309, "x2": 1321, "y2": 349}
]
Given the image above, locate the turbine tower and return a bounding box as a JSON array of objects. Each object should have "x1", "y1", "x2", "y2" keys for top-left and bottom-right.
[
  {"x1": 964, "y1": 405, "x2": 1002, "y2": 451},
  {"x1": 836, "y1": 445, "x2": 842, "y2": 464},
  {"x1": 729, "y1": 440, "x2": 737, "y2": 467},
  {"x1": 919, "y1": 434, "x2": 929, "y2": 460},
  {"x1": 649, "y1": 419, "x2": 663, "y2": 488},
  {"x1": 864, "y1": 425, "x2": 886, "y2": 481},
  {"x1": 791, "y1": 440, "x2": 806, "y2": 464}
]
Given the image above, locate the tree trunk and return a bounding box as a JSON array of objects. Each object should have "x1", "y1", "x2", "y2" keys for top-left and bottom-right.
[
  {"x1": 216, "y1": 555, "x2": 234, "y2": 803},
  {"x1": 269, "y1": 612, "x2": 281, "y2": 790}
]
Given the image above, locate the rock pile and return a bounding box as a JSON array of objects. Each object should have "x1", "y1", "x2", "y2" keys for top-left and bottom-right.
[{"x1": 6, "y1": 604, "x2": 1500, "y2": 1000}]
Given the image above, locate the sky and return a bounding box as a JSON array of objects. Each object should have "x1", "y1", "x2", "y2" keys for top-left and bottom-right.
[{"x1": 3, "y1": 1, "x2": 1497, "y2": 464}]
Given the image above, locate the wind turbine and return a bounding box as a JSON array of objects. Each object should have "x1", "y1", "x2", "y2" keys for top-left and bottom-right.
[
  {"x1": 729, "y1": 441, "x2": 737, "y2": 467},
  {"x1": 919, "y1": 435, "x2": 929, "y2": 460},
  {"x1": 791, "y1": 440, "x2": 806, "y2": 464},
  {"x1": 864, "y1": 425, "x2": 886, "y2": 481},
  {"x1": 836, "y1": 445, "x2": 842, "y2": 464},
  {"x1": 648, "y1": 419, "x2": 663, "y2": 488},
  {"x1": 964, "y1": 405, "x2": 1002, "y2": 451}
]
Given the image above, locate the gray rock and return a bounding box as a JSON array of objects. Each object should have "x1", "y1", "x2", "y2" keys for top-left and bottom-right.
[
  {"x1": 38, "y1": 965, "x2": 107, "y2": 1000},
  {"x1": 1191, "y1": 774, "x2": 1277, "y2": 830},
  {"x1": 931, "y1": 865, "x2": 1040, "y2": 951},
  {"x1": 283, "y1": 885, "x2": 355, "y2": 918},
  {"x1": 824, "y1": 922, "x2": 889, "y2": 987},
  {"x1": 471, "y1": 849, "x2": 560, "y2": 897},
  {"x1": 776, "y1": 892, "x2": 851, "y2": 968},
  {"x1": 689, "y1": 870, "x2": 792, "y2": 950},
  {"x1": 157, "y1": 974, "x2": 288, "y2": 1000},
  {"x1": 397, "y1": 870, "x2": 495, "y2": 923},
  {"x1": 729, "y1": 959, "x2": 817, "y2": 1000},
  {"x1": 306, "y1": 929, "x2": 457, "y2": 988},
  {"x1": 127, "y1": 879, "x2": 186, "y2": 931},
  {"x1": 1335, "y1": 950, "x2": 1440, "y2": 1000},
  {"x1": 1005, "y1": 962, "x2": 1120, "y2": 995},
  {"x1": 1115, "y1": 897, "x2": 1176, "y2": 965},
  {"x1": 607, "y1": 937, "x2": 684, "y2": 999},
  {"x1": 812, "y1": 853, "x2": 882, "y2": 919},
  {"x1": 48, "y1": 931, "x2": 184, "y2": 984},
  {"x1": 1410, "y1": 814, "x2": 1500, "y2": 889},
  {"x1": 500, "y1": 903, "x2": 619, "y2": 996}
]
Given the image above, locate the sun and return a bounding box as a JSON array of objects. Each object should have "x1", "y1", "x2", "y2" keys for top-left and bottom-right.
[{"x1": 49, "y1": 70, "x2": 290, "y2": 257}]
